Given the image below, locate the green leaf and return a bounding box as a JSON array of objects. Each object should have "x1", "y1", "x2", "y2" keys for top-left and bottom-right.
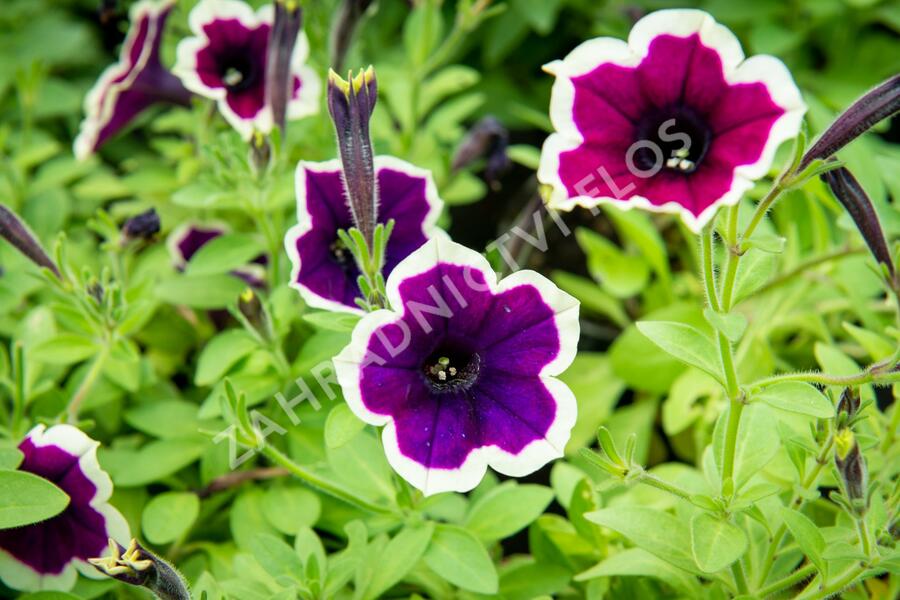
[
  {"x1": 142, "y1": 492, "x2": 199, "y2": 544},
  {"x1": 156, "y1": 274, "x2": 247, "y2": 309},
  {"x1": 753, "y1": 382, "x2": 835, "y2": 418},
  {"x1": 418, "y1": 65, "x2": 480, "y2": 115},
  {"x1": 689, "y1": 513, "x2": 748, "y2": 573},
  {"x1": 195, "y1": 329, "x2": 259, "y2": 386},
  {"x1": 584, "y1": 507, "x2": 701, "y2": 575},
  {"x1": 635, "y1": 321, "x2": 723, "y2": 383},
  {"x1": 703, "y1": 308, "x2": 748, "y2": 342},
  {"x1": 301, "y1": 311, "x2": 361, "y2": 332},
  {"x1": 843, "y1": 322, "x2": 894, "y2": 361},
  {"x1": 604, "y1": 205, "x2": 671, "y2": 285},
  {"x1": 576, "y1": 228, "x2": 650, "y2": 298},
  {"x1": 0, "y1": 470, "x2": 69, "y2": 529},
  {"x1": 551, "y1": 271, "x2": 628, "y2": 327},
  {"x1": 261, "y1": 485, "x2": 321, "y2": 534},
  {"x1": 30, "y1": 334, "x2": 98, "y2": 365},
  {"x1": 363, "y1": 522, "x2": 435, "y2": 600},
  {"x1": 711, "y1": 403, "x2": 780, "y2": 489},
  {"x1": 576, "y1": 548, "x2": 701, "y2": 597},
  {"x1": 186, "y1": 233, "x2": 265, "y2": 277},
  {"x1": 324, "y1": 403, "x2": 365, "y2": 448},
  {"x1": 464, "y1": 482, "x2": 553, "y2": 542},
  {"x1": 423, "y1": 524, "x2": 498, "y2": 594},
  {"x1": 499, "y1": 560, "x2": 570, "y2": 600},
  {"x1": 249, "y1": 532, "x2": 303, "y2": 581},
  {"x1": 107, "y1": 438, "x2": 207, "y2": 487},
  {"x1": 124, "y1": 400, "x2": 206, "y2": 439},
  {"x1": 0, "y1": 448, "x2": 23, "y2": 470},
  {"x1": 19, "y1": 593, "x2": 82, "y2": 600},
  {"x1": 326, "y1": 431, "x2": 394, "y2": 502},
  {"x1": 781, "y1": 507, "x2": 827, "y2": 576},
  {"x1": 403, "y1": 0, "x2": 443, "y2": 69}
]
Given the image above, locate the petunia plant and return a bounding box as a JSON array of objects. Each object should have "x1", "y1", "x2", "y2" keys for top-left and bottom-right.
[{"x1": 1, "y1": 1, "x2": 900, "y2": 599}]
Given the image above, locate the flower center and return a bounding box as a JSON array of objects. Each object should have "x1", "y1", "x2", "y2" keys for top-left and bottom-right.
[
  {"x1": 220, "y1": 54, "x2": 257, "y2": 92},
  {"x1": 423, "y1": 347, "x2": 481, "y2": 393},
  {"x1": 633, "y1": 104, "x2": 712, "y2": 174}
]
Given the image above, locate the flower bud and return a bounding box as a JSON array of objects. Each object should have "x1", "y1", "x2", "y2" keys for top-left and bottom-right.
[
  {"x1": 800, "y1": 75, "x2": 900, "y2": 170},
  {"x1": 329, "y1": 0, "x2": 375, "y2": 73},
  {"x1": 821, "y1": 166, "x2": 895, "y2": 281},
  {"x1": 90, "y1": 538, "x2": 190, "y2": 600},
  {"x1": 121, "y1": 208, "x2": 161, "y2": 243},
  {"x1": 265, "y1": 0, "x2": 304, "y2": 131},
  {"x1": 834, "y1": 430, "x2": 868, "y2": 507},
  {"x1": 238, "y1": 287, "x2": 271, "y2": 340},
  {"x1": 837, "y1": 388, "x2": 860, "y2": 419},
  {"x1": 328, "y1": 66, "x2": 378, "y2": 247},
  {"x1": 451, "y1": 116, "x2": 510, "y2": 188},
  {"x1": 0, "y1": 204, "x2": 60, "y2": 278}
]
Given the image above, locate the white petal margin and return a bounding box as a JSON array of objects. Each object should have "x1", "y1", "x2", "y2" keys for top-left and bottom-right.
[
  {"x1": 166, "y1": 220, "x2": 229, "y2": 269},
  {"x1": 286, "y1": 33, "x2": 321, "y2": 121},
  {"x1": 538, "y1": 8, "x2": 806, "y2": 233},
  {"x1": 73, "y1": 0, "x2": 174, "y2": 161},
  {"x1": 334, "y1": 236, "x2": 580, "y2": 496},
  {"x1": 0, "y1": 425, "x2": 130, "y2": 592},
  {"x1": 173, "y1": 0, "x2": 272, "y2": 139},
  {"x1": 284, "y1": 156, "x2": 445, "y2": 315}
]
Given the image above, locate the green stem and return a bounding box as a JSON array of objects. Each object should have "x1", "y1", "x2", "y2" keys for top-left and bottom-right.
[
  {"x1": 748, "y1": 246, "x2": 865, "y2": 299},
  {"x1": 744, "y1": 181, "x2": 786, "y2": 243},
  {"x1": 732, "y1": 560, "x2": 750, "y2": 595},
  {"x1": 635, "y1": 471, "x2": 693, "y2": 502},
  {"x1": 856, "y1": 517, "x2": 872, "y2": 557},
  {"x1": 793, "y1": 563, "x2": 869, "y2": 600},
  {"x1": 757, "y1": 563, "x2": 817, "y2": 598},
  {"x1": 701, "y1": 225, "x2": 721, "y2": 312},
  {"x1": 719, "y1": 204, "x2": 740, "y2": 311},
  {"x1": 752, "y1": 368, "x2": 900, "y2": 389},
  {"x1": 66, "y1": 344, "x2": 110, "y2": 422},
  {"x1": 260, "y1": 444, "x2": 396, "y2": 516},
  {"x1": 720, "y1": 396, "x2": 745, "y2": 493}
]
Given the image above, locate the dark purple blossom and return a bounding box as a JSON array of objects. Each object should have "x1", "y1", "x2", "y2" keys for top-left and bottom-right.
[
  {"x1": 539, "y1": 9, "x2": 806, "y2": 231},
  {"x1": 284, "y1": 157, "x2": 444, "y2": 313},
  {"x1": 334, "y1": 237, "x2": 580, "y2": 494},
  {"x1": 174, "y1": 0, "x2": 319, "y2": 139},
  {"x1": 167, "y1": 222, "x2": 266, "y2": 288},
  {"x1": 74, "y1": 0, "x2": 191, "y2": 160},
  {"x1": 0, "y1": 425, "x2": 129, "y2": 591}
]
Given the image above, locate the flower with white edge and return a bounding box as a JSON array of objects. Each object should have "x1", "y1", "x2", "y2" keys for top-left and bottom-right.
[
  {"x1": 0, "y1": 425, "x2": 130, "y2": 592},
  {"x1": 333, "y1": 237, "x2": 580, "y2": 495},
  {"x1": 284, "y1": 156, "x2": 444, "y2": 313},
  {"x1": 74, "y1": 0, "x2": 191, "y2": 160},
  {"x1": 538, "y1": 9, "x2": 806, "y2": 232},
  {"x1": 167, "y1": 222, "x2": 267, "y2": 287},
  {"x1": 174, "y1": 0, "x2": 320, "y2": 139}
]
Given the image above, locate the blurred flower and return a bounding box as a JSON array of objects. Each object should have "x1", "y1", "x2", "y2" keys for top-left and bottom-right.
[
  {"x1": 284, "y1": 157, "x2": 443, "y2": 313},
  {"x1": 538, "y1": 9, "x2": 805, "y2": 232},
  {"x1": 167, "y1": 222, "x2": 266, "y2": 287},
  {"x1": 90, "y1": 538, "x2": 189, "y2": 600},
  {"x1": 800, "y1": 74, "x2": 900, "y2": 171},
  {"x1": 327, "y1": 67, "x2": 378, "y2": 246},
  {"x1": 452, "y1": 116, "x2": 511, "y2": 189},
  {"x1": 822, "y1": 165, "x2": 895, "y2": 281},
  {"x1": 329, "y1": 0, "x2": 375, "y2": 73},
  {"x1": 174, "y1": 0, "x2": 320, "y2": 139},
  {"x1": 333, "y1": 237, "x2": 579, "y2": 495},
  {"x1": 74, "y1": 0, "x2": 191, "y2": 160},
  {"x1": 0, "y1": 425, "x2": 129, "y2": 591},
  {"x1": 265, "y1": 0, "x2": 304, "y2": 131},
  {"x1": 121, "y1": 208, "x2": 161, "y2": 243}
]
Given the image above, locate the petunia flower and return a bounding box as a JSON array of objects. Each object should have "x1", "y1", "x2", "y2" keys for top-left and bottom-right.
[
  {"x1": 74, "y1": 0, "x2": 192, "y2": 160},
  {"x1": 284, "y1": 157, "x2": 444, "y2": 313},
  {"x1": 0, "y1": 425, "x2": 130, "y2": 592},
  {"x1": 333, "y1": 237, "x2": 579, "y2": 495},
  {"x1": 538, "y1": 9, "x2": 806, "y2": 231},
  {"x1": 167, "y1": 222, "x2": 267, "y2": 287},
  {"x1": 173, "y1": 0, "x2": 320, "y2": 139}
]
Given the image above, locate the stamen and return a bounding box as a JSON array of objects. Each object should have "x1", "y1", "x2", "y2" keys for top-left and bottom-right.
[{"x1": 223, "y1": 67, "x2": 243, "y2": 87}]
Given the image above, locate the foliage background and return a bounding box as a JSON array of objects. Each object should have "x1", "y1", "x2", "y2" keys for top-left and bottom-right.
[{"x1": 0, "y1": 0, "x2": 899, "y2": 598}]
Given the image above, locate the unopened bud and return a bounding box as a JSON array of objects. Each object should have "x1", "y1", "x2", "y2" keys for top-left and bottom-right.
[
  {"x1": 121, "y1": 208, "x2": 161, "y2": 243},
  {"x1": 90, "y1": 538, "x2": 190, "y2": 600},
  {"x1": 238, "y1": 287, "x2": 271, "y2": 340},
  {"x1": 452, "y1": 116, "x2": 510, "y2": 188},
  {"x1": 329, "y1": 0, "x2": 375, "y2": 73},
  {"x1": 834, "y1": 429, "x2": 868, "y2": 506},
  {"x1": 837, "y1": 388, "x2": 860, "y2": 420},
  {"x1": 265, "y1": 0, "x2": 303, "y2": 131},
  {"x1": 0, "y1": 204, "x2": 60, "y2": 277}
]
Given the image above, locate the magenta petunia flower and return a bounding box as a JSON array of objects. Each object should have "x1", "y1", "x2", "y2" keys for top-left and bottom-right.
[
  {"x1": 74, "y1": 0, "x2": 191, "y2": 160},
  {"x1": 0, "y1": 425, "x2": 129, "y2": 592},
  {"x1": 167, "y1": 222, "x2": 266, "y2": 287},
  {"x1": 173, "y1": 0, "x2": 320, "y2": 139},
  {"x1": 538, "y1": 9, "x2": 806, "y2": 231},
  {"x1": 334, "y1": 237, "x2": 579, "y2": 495},
  {"x1": 284, "y1": 157, "x2": 444, "y2": 313}
]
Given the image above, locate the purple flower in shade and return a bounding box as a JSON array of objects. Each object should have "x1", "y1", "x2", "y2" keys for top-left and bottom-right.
[
  {"x1": 167, "y1": 222, "x2": 267, "y2": 287},
  {"x1": 284, "y1": 157, "x2": 444, "y2": 314},
  {"x1": 173, "y1": 0, "x2": 320, "y2": 139},
  {"x1": 74, "y1": 0, "x2": 192, "y2": 160},
  {"x1": 334, "y1": 237, "x2": 579, "y2": 495},
  {"x1": 0, "y1": 425, "x2": 129, "y2": 592},
  {"x1": 538, "y1": 9, "x2": 806, "y2": 232}
]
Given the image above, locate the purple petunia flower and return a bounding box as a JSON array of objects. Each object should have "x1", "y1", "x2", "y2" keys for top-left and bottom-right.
[
  {"x1": 0, "y1": 425, "x2": 129, "y2": 592},
  {"x1": 74, "y1": 0, "x2": 191, "y2": 160},
  {"x1": 538, "y1": 9, "x2": 806, "y2": 231},
  {"x1": 173, "y1": 0, "x2": 320, "y2": 139},
  {"x1": 284, "y1": 157, "x2": 444, "y2": 314},
  {"x1": 334, "y1": 237, "x2": 579, "y2": 495},
  {"x1": 167, "y1": 222, "x2": 266, "y2": 287}
]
